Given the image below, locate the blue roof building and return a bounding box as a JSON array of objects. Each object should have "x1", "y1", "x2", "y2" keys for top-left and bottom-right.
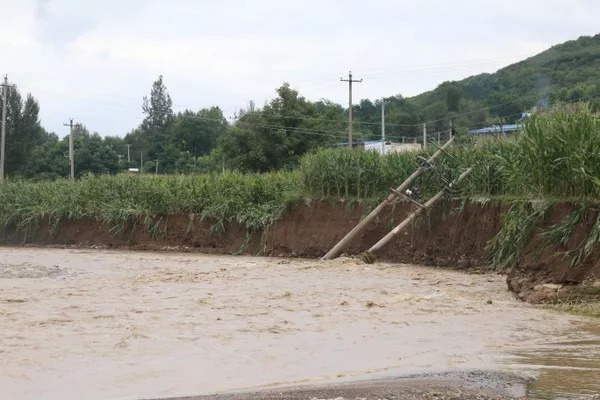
[{"x1": 469, "y1": 123, "x2": 523, "y2": 135}]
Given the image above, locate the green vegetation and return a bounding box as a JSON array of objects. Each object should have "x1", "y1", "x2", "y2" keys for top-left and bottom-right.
[
  {"x1": 3, "y1": 34, "x2": 600, "y2": 178},
  {"x1": 546, "y1": 285, "x2": 600, "y2": 318},
  {"x1": 0, "y1": 172, "x2": 299, "y2": 239},
  {"x1": 353, "y1": 34, "x2": 600, "y2": 139},
  {"x1": 486, "y1": 200, "x2": 552, "y2": 269},
  {"x1": 3, "y1": 104, "x2": 600, "y2": 244}
]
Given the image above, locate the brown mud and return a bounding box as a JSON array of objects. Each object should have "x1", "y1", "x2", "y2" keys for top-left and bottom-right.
[{"x1": 1, "y1": 199, "x2": 600, "y2": 302}]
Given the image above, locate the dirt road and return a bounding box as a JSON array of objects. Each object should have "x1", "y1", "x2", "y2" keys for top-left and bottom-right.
[{"x1": 0, "y1": 247, "x2": 598, "y2": 399}]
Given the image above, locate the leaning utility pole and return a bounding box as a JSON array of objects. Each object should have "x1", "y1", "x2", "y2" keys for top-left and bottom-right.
[
  {"x1": 63, "y1": 118, "x2": 79, "y2": 180},
  {"x1": 340, "y1": 71, "x2": 362, "y2": 148},
  {"x1": 0, "y1": 75, "x2": 14, "y2": 183}
]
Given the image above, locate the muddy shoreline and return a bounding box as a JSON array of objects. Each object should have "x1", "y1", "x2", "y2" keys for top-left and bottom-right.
[{"x1": 1, "y1": 200, "x2": 600, "y2": 302}]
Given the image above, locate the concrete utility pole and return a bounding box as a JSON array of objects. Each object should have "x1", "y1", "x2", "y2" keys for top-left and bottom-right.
[
  {"x1": 63, "y1": 118, "x2": 79, "y2": 180},
  {"x1": 126, "y1": 144, "x2": 131, "y2": 162},
  {"x1": 140, "y1": 151, "x2": 143, "y2": 173},
  {"x1": 381, "y1": 99, "x2": 385, "y2": 154},
  {"x1": 0, "y1": 75, "x2": 14, "y2": 183},
  {"x1": 449, "y1": 119, "x2": 453, "y2": 141},
  {"x1": 340, "y1": 71, "x2": 362, "y2": 148},
  {"x1": 155, "y1": 159, "x2": 158, "y2": 175},
  {"x1": 422, "y1": 123, "x2": 427, "y2": 150}
]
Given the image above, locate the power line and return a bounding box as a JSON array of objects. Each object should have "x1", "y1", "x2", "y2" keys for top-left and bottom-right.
[{"x1": 176, "y1": 87, "x2": 600, "y2": 145}]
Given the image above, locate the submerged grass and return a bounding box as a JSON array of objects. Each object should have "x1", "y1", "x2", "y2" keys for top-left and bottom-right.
[
  {"x1": 546, "y1": 285, "x2": 600, "y2": 318},
  {"x1": 546, "y1": 302, "x2": 600, "y2": 319}
]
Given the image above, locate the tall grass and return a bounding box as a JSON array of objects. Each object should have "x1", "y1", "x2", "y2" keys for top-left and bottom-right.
[
  {"x1": 494, "y1": 104, "x2": 600, "y2": 198},
  {"x1": 0, "y1": 172, "x2": 299, "y2": 238}
]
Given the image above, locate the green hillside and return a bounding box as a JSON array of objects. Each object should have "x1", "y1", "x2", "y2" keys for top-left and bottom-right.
[{"x1": 353, "y1": 34, "x2": 600, "y2": 138}]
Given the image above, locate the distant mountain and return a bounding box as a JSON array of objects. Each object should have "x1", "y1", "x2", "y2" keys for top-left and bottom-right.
[{"x1": 353, "y1": 34, "x2": 600, "y2": 139}]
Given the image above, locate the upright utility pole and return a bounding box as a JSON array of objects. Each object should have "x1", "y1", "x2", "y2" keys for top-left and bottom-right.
[
  {"x1": 449, "y1": 119, "x2": 453, "y2": 141},
  {"x1": 0, "y1": 75, "x2": 13, "y2": 183},
  {"x1": 155, "y1": 159, "x2": 158, "y2": 175},
  {"x1": 340, "y1": 71, "x2": 362, "y2": 148},
  {"x1": 63, "y1": 118, "x2": 78, "y2": 180},
  {"x1": 422, "y1": 123, "x2": 427, "y2": 150},
  {"x1": 126, "y1": 144, "x2": 131, "y2": 162},
  {"x1": 140, "y1": 151, "x2": 143, "y2": 173},
  {"x1": 381, "y1": 99, "x2": 385, "y2": 154}
]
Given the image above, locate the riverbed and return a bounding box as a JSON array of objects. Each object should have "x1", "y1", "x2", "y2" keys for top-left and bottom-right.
[{"x1": 0, "y1": 247, "x2": 598, "y2": 399}]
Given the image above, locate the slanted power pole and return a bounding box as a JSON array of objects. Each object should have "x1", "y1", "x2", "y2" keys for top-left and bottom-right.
[
  {"x1": 63, "y1": 118, "x2": 79, "y2": 180},
  {"x1": 340, "y1": 71, "x2": 362, "y2": 148},
  {"x1": 0, "y1": 75, "x2": 14, "y2": 183}
]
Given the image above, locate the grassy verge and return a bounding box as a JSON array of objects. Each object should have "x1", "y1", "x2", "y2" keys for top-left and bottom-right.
[
  {"x1": 546, "y1": 302, "x2": 600, "y2": 318},
  {"x1": 545, "y1": 286, "x2": 600, "y2": 318}
]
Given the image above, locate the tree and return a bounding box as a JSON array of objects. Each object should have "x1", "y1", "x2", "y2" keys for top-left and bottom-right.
[
  {"x1": 445, "y1": 84, "x2": 462, "y2": 112},
  {"x1": 73, "y1": 127, "x2": 120, "y2": 175},
  {"x1": 3, "y1": 87, "x2": 45, "y2": 176},
  {"x1": 139, "y1": 75, "x2": 175, "y2": 165},
  {"x1": 217, "y1": 83, "x2": 345, "y2": 172},
  {"x1": 141, "y1": 75, "x2": 173, "y2": 134},
  {"x1": 168, "y1": 107, "x2": 228, "y2": 157}
]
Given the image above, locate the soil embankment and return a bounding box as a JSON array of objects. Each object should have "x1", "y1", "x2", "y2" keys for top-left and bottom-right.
[{"x1": 1, "y1": 199, "x2": 600, "y2": 302}]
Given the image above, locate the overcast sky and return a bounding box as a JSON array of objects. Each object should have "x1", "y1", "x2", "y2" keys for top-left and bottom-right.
[{"x1": 1, "y1": 0, "x2": 599, "y2": 137}]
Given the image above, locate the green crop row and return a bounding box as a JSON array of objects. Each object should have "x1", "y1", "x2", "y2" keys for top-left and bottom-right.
[{"x1": 0, "y1": 171, "x2": 299, "y2": 238}]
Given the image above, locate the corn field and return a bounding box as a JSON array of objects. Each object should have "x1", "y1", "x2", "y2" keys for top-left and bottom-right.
[{"x1": 0, "y1": 172, "x2": 299, "y2": 238}]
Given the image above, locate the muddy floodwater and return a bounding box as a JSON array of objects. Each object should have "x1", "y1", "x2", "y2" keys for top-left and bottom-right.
[{"x1": 0, "y1": 247, "x2": 599, "y2": 400}]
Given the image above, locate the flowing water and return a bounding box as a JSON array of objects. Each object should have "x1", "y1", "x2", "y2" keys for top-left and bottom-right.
[{"x1": 0, "y1": 247, "x2": 598, "y2": 399}]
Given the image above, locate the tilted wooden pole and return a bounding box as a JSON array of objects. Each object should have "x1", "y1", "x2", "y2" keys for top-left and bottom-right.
[
  {"x1": 366, "y1": 167, "x2": 472, "y2": 255},
  {"x1": 321, "y1": 135, "x2": 457, "y2": 260}
]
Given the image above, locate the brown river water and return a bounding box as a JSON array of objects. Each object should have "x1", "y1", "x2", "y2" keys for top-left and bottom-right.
[{"x1": 0, "y1": 247, "x2": 598, "y2": 400}]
